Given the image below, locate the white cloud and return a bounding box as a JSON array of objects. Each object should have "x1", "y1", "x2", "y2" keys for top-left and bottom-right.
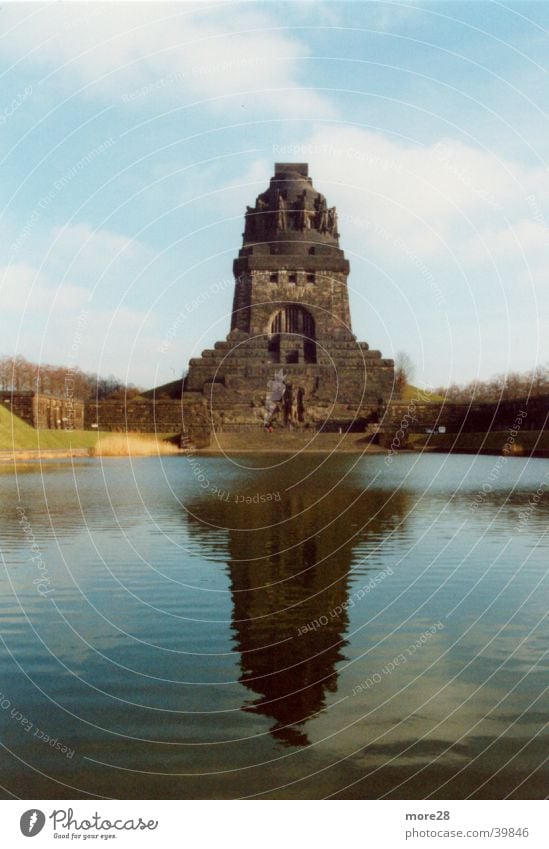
[
  {"x1": 463, "y1": 219, "x2": 549, "y2": 266},
  {"x1": 255, "y1": 125, "x2": 549, "y2": 381},
  {"x1": 223, "y1": 133, "x2": 517, "y2": 259},
  {"x1": 366, "y1": 0, "x2": 423, "y2": 32},
  {"x1": 47, "y1": 223, "x2": 150, "y2": 286},
  {"x1": 0, "y1": 3, "x2": 334, "y2": 117},
  {"x1": 285, "y1": 1, "x2": 343, "y2": 25},
  {"x1": 72, "y1": 304, "x2": 165, "y2": 385},
  {"x1": 0, "y1": 262, "x2": 170, "y2": 386},
  {"x1": 214, "y1": 157, "x2": 273, "y2": 215},
  {"x1": 0, "y1": 223, "x2": 166, "y2": 385},
  {"x1": 287, "y1": 126, "x2": 548, "y2": 259},
  {"x1": 0, "y1": 263, "x2": 87, "y2": 313}
]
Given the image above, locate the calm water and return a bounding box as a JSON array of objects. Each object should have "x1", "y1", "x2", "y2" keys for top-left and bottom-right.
[{"x1": 0, "y1": 452, "x2": 547, "y2": 799}]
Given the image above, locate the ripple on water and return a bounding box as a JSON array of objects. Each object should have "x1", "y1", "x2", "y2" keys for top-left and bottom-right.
[{"x1": 0, "y1": 453, "x2": 547, "y2": 798}]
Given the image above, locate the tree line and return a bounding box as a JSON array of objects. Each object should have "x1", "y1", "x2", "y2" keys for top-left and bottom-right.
[
  {"x1": 0, "y1": 355, "x2": 142, "y2": 400},
  {"x1": 434, "y1": 364, "x2": 549, "y2": 403},
  {"x1": 2, "y1": 353, "x2": 547, "y2": 404}
]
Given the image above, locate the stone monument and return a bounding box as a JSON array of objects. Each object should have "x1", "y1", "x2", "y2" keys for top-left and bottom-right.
[{"x1": 183, "y1": 163, "x2": 395, "y2": 430}]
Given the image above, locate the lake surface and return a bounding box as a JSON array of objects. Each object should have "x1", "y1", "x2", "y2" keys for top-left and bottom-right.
[{"x1": 0, "y1": 451, "x2": 547, "y2": 799}]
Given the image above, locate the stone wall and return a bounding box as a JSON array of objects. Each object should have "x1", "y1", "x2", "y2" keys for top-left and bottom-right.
[
  {"x1": 81, "y1": 391, "x2": 546, "y2": 448},
  {"x1": 232, "y1": 268, "x2": 353, "y2": 339},
  {"x1": 84, "y1": 394, "x2": 211, "y2": 447},
  {"x1": 0, "y1": 391, "x2": 84, "y2": 430},
  {"x1": 0, "y1": 392, "x2": 34, "y2": 426},
  {"x1": 380, "y1": 395, "x2": 549, "y2": 446},
  {"x1": 184, "y1": 333, "x2": 394, "y2": 421}
]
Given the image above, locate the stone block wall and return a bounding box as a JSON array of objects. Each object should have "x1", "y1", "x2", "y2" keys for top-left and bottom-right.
[
  {"x1": 184, "y1": 333, "x2": 394, "y2": 421},
  {"x1": 236, "y1": 268, "x2": 353, "y2": 339},
  {"x1": 0, "y1": 392, "x2": 35, "y2": 426},
  {"x1": 0, "y1": 391, "x2": 84, "y2": 430},
  {"x1": 84, "y1": 395, "x2": 211, "y2": 447},
  {"x1": 380, "y1": 394, "x2": 549, "y2": 446}
]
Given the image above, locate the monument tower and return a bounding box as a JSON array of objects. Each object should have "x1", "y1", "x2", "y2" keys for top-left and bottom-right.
[{"x1": 183, "y1": 163, "x2": 395, "y2": 429}]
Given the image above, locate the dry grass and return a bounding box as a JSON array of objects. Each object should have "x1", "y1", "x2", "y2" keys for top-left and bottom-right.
[{"x1": 91, "y1": 434, "x2": 181, "y2": 457}]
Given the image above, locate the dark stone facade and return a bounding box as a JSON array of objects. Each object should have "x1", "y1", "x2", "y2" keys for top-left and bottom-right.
[{"x1": 183, "y1": 163, "x2": 395, "y2": 429}]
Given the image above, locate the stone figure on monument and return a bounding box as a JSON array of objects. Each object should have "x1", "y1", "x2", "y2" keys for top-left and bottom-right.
[
  {"x1": 275, "y1": 192, "x2": 288, "y2": 230},
  {"x1": 327, "y1": 206, "x2": 338, "y2": 236},
  {"x1": 244, "y1": 205, "x2": 255, "y2": 239},
  {"x1": 316, "y1": 195, "x2": 329, "y2": 232},
  {"x1": 296, "y1": 192, "x2": 312, "y2": 230},
  {"x1": 255, "y1": 195, "x2": 269, "y2": 233}
]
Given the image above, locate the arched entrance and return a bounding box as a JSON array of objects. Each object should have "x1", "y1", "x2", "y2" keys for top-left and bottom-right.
[{"x1": 268, "y1": 306, "x2": 316, "y2": 364}]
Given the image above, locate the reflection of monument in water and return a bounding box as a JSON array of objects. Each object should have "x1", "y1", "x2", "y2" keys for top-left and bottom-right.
[{"x1": 185, "y1": 464, "x2": 408, "y2": 746}]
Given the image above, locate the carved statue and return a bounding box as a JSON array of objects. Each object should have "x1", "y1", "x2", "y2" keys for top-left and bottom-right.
[
  {"x1": 327, "y1": 206, "x2": 338, "y2": 235},
  {"x1": 244, "y1": 205, "x2": 255, "y2": 239},
  {"x1": 275, "y1": 192, "x2": 288, "y2": 230},
  {"x1": 296, "y1": 192, "x2": 312, "y2": 230},
  {"x1": 316, "y1": 195, "x2": 329, "y2": 232},
  {"x1": 254, "y1": 195, "x2": 269, "y2": 233}
]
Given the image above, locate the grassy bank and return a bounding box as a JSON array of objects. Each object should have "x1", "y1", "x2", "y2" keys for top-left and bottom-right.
[
  {"x1": 401, "y1": 384, "x2": 444, "y2": 403},
  {"x1": 410, "y1": 429, "x2": 549, "y2": 456},
  {"x1": 0, "y1": 405, "x2": 179, "y2": 457},
  {"x1": 0, "y1": 404, "x2": 107, "y2": 450}
]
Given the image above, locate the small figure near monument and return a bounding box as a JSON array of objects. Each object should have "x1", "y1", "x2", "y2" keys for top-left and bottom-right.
[
  {"x1": 290, "y1": 389, "x2": 299, "y2": 424},
  {"x1": 264, "y1": 368, "x2": 287, "y2": 427},
  {"x1": 297, "y1": 387, "x2": 305, "y2": 422}
]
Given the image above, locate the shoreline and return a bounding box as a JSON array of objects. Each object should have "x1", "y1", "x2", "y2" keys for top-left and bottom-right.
[
  {"x1": 2, "y1": 447, "x2": 548, "y2": 462},
  {"x1": 0, "y1": 448, "x2": 91, "y2": 463},
  {"x1": 1, "y1": 428, "x2": 548, "y2": 462}
]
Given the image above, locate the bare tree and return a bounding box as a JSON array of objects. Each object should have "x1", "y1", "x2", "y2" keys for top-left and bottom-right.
[
  {"x1": 434, "y1": 363, "x2": 549, "y2": 402},
  {"x1": 0, "y1": 354, "x2": 143, "y2": 400},
  {"x1": 394, "y1": 351, "x2": 415, "y2": 395}
]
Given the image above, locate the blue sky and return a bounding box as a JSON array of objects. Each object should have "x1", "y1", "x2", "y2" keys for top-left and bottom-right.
[{"x1": 1, "y1": 0, "x2": 548, "y2": 389}]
